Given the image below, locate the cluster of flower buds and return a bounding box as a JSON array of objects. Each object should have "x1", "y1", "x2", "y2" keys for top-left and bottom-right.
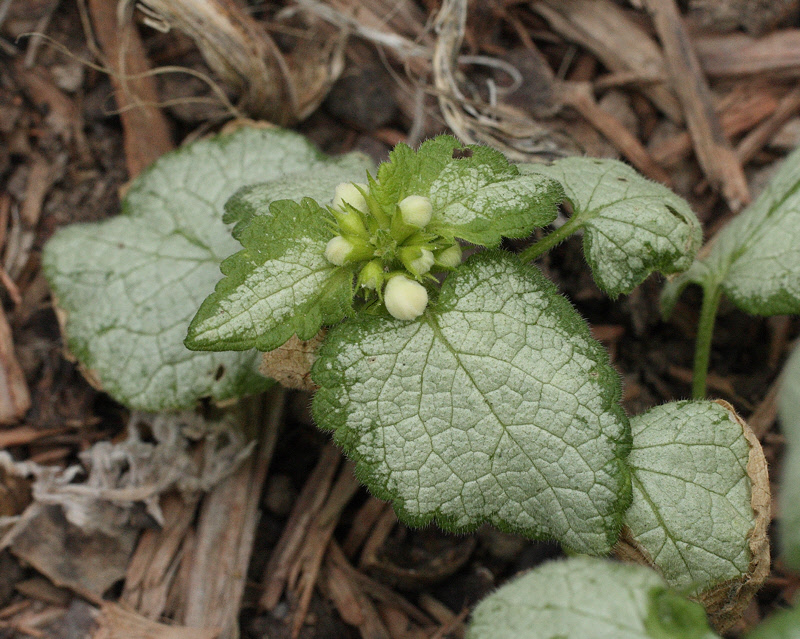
[{"x1": 324, "y1": 182, "x2": 462, "y2": 320}]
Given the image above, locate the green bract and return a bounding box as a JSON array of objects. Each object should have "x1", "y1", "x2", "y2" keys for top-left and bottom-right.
[
  {"x1": 43, "y1": 127, "x2": 371, "y2": 410},
  {"x1": 312, "y1": 251, "x2": 631, "y2": 554},
  {"x1": 520, "y1": 158, "x2": 701, "y2": 297},
  {"x1": 467, "y1": 557, "x2": 720, "y2": 639}
]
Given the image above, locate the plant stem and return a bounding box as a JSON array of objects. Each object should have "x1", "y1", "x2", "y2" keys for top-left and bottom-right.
[
  {"x1": 519, "y1": 216, "x2": 584, "y2": 263},
  {"x1": 692, "y1": 283, "x2": 722, "y2": 399}
]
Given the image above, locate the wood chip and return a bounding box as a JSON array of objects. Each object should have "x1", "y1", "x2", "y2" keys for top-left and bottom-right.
[
  {"x1": 650, "y1": 89, "x2": 779, "y2": 167},
  {"x1": 558, "y1": 81, "x2": 673, "y2": 185},
  {"x1": 94, "y1": 603, "x2": 218, "y2": 639},
  {"x1": 259, "y1": 444, "x2": 341, "y2": 611},
  {"x1": 644, "y1": 0, "x2": 750, "y2": 211},
  {"x1": 696, "y1": 30, "x2": 800, "y2": 78},
  {"x1": 342, "y1": 497, "x2": 389, "y2": 558},
  {"x1": 122, "y1": 493, "x2": 199, "y2": 620},
  {"x1": 87, "y1": 0, "x2": 174, "y2": 178},
  {"x1": 737, "y1": 87, "x2": 800, "y2": 163},
  {"x1": 289, "y1": 462, "x2": 361, "y2": 638},
  {"x1": 182, "y1": 393, "x2": 283, "y2": 638},
  {"x1": 534, "y1": 0, "x2": 683, "y2": 123}
]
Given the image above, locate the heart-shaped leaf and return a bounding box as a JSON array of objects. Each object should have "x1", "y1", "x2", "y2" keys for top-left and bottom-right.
[
  {"x1": 467, "y1": 557, "x2": 720, "y2": 639},
  {"x1": 521, "y1": 158, "x2": 701, "y2": 297},
  {"x1": 617, "y1": 400, "x2": 770, "y2": 631},
  {"x1": 662, "y1": 146, "x2": 800, "y2": 317},
  {"x1": 312, "y1": 251, "x2": 631, "y2": 555},
  {"x1": 44, "y1": 127, "x2": 371, "y2": 410}
]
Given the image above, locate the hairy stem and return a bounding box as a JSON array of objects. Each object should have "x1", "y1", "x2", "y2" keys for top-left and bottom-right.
[
  {"x1": 692, "y1": 283, "x2": 722, "y2": 399},
  {"x1": 519, "y1": 216, "x2": 583, "y2": 263}
]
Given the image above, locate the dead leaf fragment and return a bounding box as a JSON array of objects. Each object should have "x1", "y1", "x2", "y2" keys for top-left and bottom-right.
[{"x1": 259, "y1": 332, "x2": 325, "y2": 392}]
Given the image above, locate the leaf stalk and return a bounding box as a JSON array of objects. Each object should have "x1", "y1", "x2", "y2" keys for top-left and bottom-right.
[
  {"x1": 519, "y1": 215, "x2": 583, "y2": 263},
  {"x1": 692, "y1": 283, "x2": 722, "y2": 399}
]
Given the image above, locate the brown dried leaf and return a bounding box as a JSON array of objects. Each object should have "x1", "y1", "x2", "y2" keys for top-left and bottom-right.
[{"x1": 259, "y1": 332, "x2": 325, "y2": 392}]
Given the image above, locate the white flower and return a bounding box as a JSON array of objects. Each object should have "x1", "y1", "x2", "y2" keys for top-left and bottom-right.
[
  {"x1": 333, "y1": 182, "x2": 368, "y2": 214},
  {"x1": 384, "y1": 275, "x2": 428, "y2": 320},
  {"x1": 324, "y1": 236, "x2": 353, "y2": 266},
  {"x1": 398, "y1": 195, "x2": 432, "y2": 228}
]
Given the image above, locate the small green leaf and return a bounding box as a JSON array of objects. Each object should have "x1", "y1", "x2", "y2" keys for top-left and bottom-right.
[
  {"x1": 223, "y1": 153, "x2": 371, "y2": 235},
  {"x1": 375, "y1": 136, "x2": 563, "y2": 246},
  {"x1": 185, "y1": 198, "x2": 355, "y2": 352},
  {"x1": 662, "y1": 146, "x2": 800, "y2": 317},
  {"x1": 466, "y1": 557, "x2": 720, "y2": 639},
  {"x1": 521, "y1": 158, "x2": 701, "y2": 297},
  {"x1": 622, "y1": 401, "x2": 758, "y2": 594},
  {"x1": 312, "y1": 251, "x2": 631, "y2": 555},
  {"x1": 43, "y1": 127, "x2": 371, "y2": 410},
  {"x1": 778, "y1": 344, "x2": 800, "y2": 569}
]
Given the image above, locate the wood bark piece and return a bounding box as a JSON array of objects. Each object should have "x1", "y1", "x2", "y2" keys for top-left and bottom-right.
[
  {"x1": 94, "y1": 603, "x2": 219, "y2": 639},
  {"x1": 0, "y1": 305, "x2": 30, "y2": 424},
  {"x1": 181, "y1": 393, "x2": 283, "y2": 638},
  {"x1": 644, "y1": 0, "x2": 750, "y2": 211},
  {"x1": 122, "y1": 493, "x2": 199, "y2": 620},
  {"x1": 650, "y1": 90, "x2": 779, "y2": 167},
  {"x1": 697, "y1": 30, "x2": 800, "y2": 78},
  {"x1": 342, "y1": 497, "x2": 389, "y2": 558},
  {"x1": 87, "y1": 0, "x2": 174, "y2": 178},
  {"x1": 534, "y1": 0, "x2": 683, "y2": 123},
  {"x1": 3, "y1": 152, "x2": 59, "y2": 280},
  {"x1": 259, "y1": 444, "x2": 341, "y2": 611},
  {"x1": 329, "y1": 543, "x2": 433, "y2": 627},
  {"x1": 558, "y1": 82, "x2": 673, "y2": 185},
  {"x1": 736, "y1": 87, "x2": 800, "y2": 163},
  {"x1": 289, "y1": 462, "x2": 361, "y2": 638}
]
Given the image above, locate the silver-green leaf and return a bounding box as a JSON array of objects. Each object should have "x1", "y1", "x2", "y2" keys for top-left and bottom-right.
[
  {"x1": 662, "y1": 146, "x2": 800, "y2": 317},
  {"x1": 621, "y1": 401, "x2": 764, "y2": 595},
  {"x1": 467, "y1": 557, "x2": 720, "y2": 639},
  {"x1": 312, "y1": 251, "x2": 631, "y2": 555},
  {"x1": 375, "y1": 136, "x2": 564, "y2": 246},
  {"x1": 43, "y1": 127, "x2": 371, "y2": 410},
  {"x1": 185, "y1": 197, "x2": 355, "y2": 352},
  {"x1": 521, "y1": 158, "x2": 701, "y2": 297},
  {"x1": 778, "y1": 343, "x2": 800, "y2": 569}
]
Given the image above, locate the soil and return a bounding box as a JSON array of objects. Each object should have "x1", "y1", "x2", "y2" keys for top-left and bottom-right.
[{"x1": 0, "y1": 1, "x2": 799, "y2": 638}]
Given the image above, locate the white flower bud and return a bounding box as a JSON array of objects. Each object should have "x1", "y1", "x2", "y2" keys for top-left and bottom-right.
[
  {"x1": 410, "y1": 249, "x2": 435, "y2": 276},
  {"x1": 324, "y1": 236, "x2": 353, "y2": 266},
  {"x1": 435, "y1": 244, "x2": 462, "y2": 269},
  {"x1": 333, "y1": 182, "x2": 368, "y2": 214},
  {"x1": 384, "y1": 275, "x2": 428, "y2": 320},
  {"x1": 398, "y1": 195, "x2": 432, "y2": 228}
]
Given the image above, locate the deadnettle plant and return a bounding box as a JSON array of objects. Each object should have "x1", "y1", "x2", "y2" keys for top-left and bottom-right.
[{"x1": 44, "y1": 126, "x2": 781, "y2": 635}]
